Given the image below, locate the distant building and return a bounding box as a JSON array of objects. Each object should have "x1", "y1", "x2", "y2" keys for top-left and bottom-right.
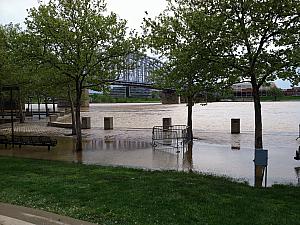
[
  {"x1": 283, "y1": 87, "x2": 300, "y2": 96},
  {"x1": 232, "y1": 82, "x2": 276, "y2": 98}
]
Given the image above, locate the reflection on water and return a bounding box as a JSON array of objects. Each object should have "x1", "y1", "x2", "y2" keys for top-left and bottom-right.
[
  {"x1": 1, "y1": 102, "x2": 300, "y2": 186},
  {"x1": 295, "y1": 167, "x2": 300, "y2": 186},
  {"x1": 183, "y1": 143, "x2": 193, "y2": 172},
  {"x1": 254, "y1": 165, "x2": 266, "y2": 187},
  {"x1": 0, "y1": 136, "x2": 269, "y2": 186},
  {"x1": 231, "y1": 134, "x2": 241, "y2": 150}
]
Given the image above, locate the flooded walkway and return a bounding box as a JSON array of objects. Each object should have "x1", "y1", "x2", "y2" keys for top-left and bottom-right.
[{"x1": 0, "y1": 102, "x2": 300, "y2": 186}]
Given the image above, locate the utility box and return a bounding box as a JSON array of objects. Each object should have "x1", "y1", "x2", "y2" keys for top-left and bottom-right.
[
  {"x1": 104, "y1": 117, "x2": 113, "y2": 130},
  {"x1": 231, "y1": 118, "x2": 240, "y2": 134},
  {"x1": 254, "y1": 149, "x2": 268, "y2": 166},
  {"x1": 82, "y1": 117, "x2": 91, "y2": 129}
]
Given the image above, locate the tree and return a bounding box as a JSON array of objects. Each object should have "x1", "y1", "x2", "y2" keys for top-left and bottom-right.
[
  {"x1": 268, "y1": 86, "x2": 283, "y2": 101},
  {"x1": 0, "y1": 24, "x2": 34, "y2": 123},
  {"x1": 194, "y1": 0, "x2": 300, "y2": 149},
  {"x1": 25, "y1": 0, "x2": 137, "y2": 150},
  {"x1": 143, "y1": 0, "x2": 230, "y2": 141},
  {"x1": 0, "y1": 24, "x2": 26, "y2": 87}
]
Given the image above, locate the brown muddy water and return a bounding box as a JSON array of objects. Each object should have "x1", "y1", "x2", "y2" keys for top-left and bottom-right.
[{"x1": 0, "y1": 102, "x2": 300, "y2": 186}]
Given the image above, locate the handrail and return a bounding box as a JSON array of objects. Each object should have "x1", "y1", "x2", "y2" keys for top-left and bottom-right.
[{"x1": 152, "y1": 125, "x2": 189, "y2": 150}]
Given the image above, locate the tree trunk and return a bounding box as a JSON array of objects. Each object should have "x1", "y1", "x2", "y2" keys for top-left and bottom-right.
[
  {"x1": 67, "y1": 85, "x2": 76, "y2": 135},
  {"x1": 37, "y1": 96, "x2": 41, "y2": 120},
  {"x1": 27, "y1": 99, "x2": 30, "y2": 112},
  {"x1": 52, "y1": 98, "x2": 56, "y2": 113},
  {"x1": 185, "y1": 142, "x2": 193, "y2": 172},
  {"x1": 75, "y1": 81, "x2": 83, "y2": 151},
  {"x1": 18, "y1": 92, "x2": 24, "y2": 123},
  {"x1": 45, "y1": 97, "x2": 49, "y2": 117},
  {"x1": 187, "y1": 95, "x2": 193, "y2": 142},
  {"x1": 252, "y1": 84, "x2": 265, "y2": 187},
  {"x1": 71, "y1": 104, "x2": 76, "y2": 135},
  {"x1": 252, "y1": 86, "x2": 263, "y2": 149}
]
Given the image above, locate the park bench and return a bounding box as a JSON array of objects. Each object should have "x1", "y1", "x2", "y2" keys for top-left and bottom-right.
[
  {"x1": 0, "y1": 135, "x2": 10, "y2": 148},
  {"x1": 14, "y1": 136, "x2": 57, "y2": 150},
  {"x1": 0, "y1": 135, "x2": 57, "y2": 151}
]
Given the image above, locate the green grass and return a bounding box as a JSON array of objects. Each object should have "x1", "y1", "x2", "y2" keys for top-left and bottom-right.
[
  {"x1": 260, "y1": 95, "x2": 300, "y2": 101},
  {"x1": 0, "y1": 156, "x2": 300, "y2": 225},
  {"x1": 90, "y1": 94, "x2": 160, "y2": 103}
]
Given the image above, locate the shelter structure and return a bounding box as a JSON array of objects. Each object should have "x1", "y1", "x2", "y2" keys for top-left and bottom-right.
[{"x1": 0, "y1": 85, "x2": 21, "y2": 144}]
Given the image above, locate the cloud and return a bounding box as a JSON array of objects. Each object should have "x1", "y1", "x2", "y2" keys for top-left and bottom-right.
[
  {"x1": 0, "y1": 0, "x2": 167, "y2": 30},
  {"x1": 0, "y1": 0, "x2": 41, "y2": 25}
]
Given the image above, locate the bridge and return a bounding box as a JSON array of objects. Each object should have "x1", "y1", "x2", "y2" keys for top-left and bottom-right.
[
  {"x1": 113, "y1": 55, "x2": 162, "y2": 87},
  {"x1": 109, "y1": 55, "x2": 179, "y2": 104}
]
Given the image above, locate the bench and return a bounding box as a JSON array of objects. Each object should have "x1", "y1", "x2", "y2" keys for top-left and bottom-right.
[
  {"x1": 14, "y1": 136, "x2": 57, "y2": 150},
  {"x1": 0, "y1": 135, "x2": 10, "y2": 148},
  {"x1": 0, "y1": 135, "x2": 57, "y2": 151}
]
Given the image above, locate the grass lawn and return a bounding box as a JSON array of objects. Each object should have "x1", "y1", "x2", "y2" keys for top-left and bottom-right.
[
  {"x1": 260, "y1": 96, "x2": 300, "y2": 101},
  {"x1": 0, "y1": 156, "x2": 300, "y2": 225}
]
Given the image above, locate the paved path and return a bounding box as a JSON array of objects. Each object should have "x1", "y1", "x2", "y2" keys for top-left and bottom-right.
[
  {"x1": 0, "y1": 203, "x2": 97, "y2": 225},
  {"x1": 0, "y1": 116, "x2": 72, "y2": 137},
  {"x1": 0, "y1": 115, "x2": 152, "y2": 142}
]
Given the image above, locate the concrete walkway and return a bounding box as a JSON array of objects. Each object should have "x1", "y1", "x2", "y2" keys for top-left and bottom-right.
[{"x1": 0, "y1": 203, "x2": 97, "y2": 225}]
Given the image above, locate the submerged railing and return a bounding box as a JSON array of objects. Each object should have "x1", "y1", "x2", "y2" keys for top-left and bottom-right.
[{"x1": 152, "y1": 125, "x2": 189, "y2": 151}]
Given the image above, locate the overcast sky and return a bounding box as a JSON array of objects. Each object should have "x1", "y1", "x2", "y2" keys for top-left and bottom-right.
[
  {"x1": 0, "y1": 0, "x2": 167, "y2": 32},
  {"x1": 0, "y1": 0, "x2": 295, "y2": 88}
]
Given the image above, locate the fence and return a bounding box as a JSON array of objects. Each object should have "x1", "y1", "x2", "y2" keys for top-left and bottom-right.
[{"x1": 152, "y1": 125, "x2": 189, "y2": 150}]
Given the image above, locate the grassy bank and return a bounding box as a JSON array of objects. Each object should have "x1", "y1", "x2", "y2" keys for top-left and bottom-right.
[
  {"x1": 90, "y1": 94, "x2": 160, "y2": 103},
  {"x1": 0, "y1": 156, "x2": 300, "y2": 225},
  {"x1": 260, "y1": 95, "x2": 300, "y2": 101}
]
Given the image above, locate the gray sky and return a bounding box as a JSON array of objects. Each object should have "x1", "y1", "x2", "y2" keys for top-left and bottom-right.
[{"x1": 0, "y1": 0, "x2": 167, "y2": 32}]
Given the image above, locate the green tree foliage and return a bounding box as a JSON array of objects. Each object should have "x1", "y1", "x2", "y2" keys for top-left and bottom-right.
[
  {"x1": 0, "y1": 24, "x2": 26, "y2": 86},
  {"x1": 0, "y1": 24, "x2": 71, "y2": 123},
  {"x1": 0, "y1": 26, "x2": 6, "y2": 78},
  {"x1": 267, "y1": 86, "x2": 284, "y2": 101},
  {"x1": 149, "y1": 0, "x2": 300, "y2": 187},
  {"x1": 143, "y1": 0, "x2": 231, "y2": 141},
  {"x1": 0, "y1": 24, "x2": 34, "y2": 122},
  {"x1": 147, "y1": 0, "x2": 300, "y2": 149},
  {"x1": 24, "y1": 0, "x2": 137, "y2": 150}
]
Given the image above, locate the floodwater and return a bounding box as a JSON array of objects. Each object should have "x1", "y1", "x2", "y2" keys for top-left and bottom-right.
[{"x1": 1, "y1": 102, "x2": 300, "y2": 186}]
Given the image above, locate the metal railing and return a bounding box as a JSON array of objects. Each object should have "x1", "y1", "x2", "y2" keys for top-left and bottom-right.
[{"x1": 152, "y1": 125, "x2": 189, "y2": 150}]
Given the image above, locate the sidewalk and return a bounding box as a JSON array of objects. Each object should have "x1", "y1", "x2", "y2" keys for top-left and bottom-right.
[
  {"x1": 0, "y1": 203, "x2": 97, "y2": 225},
  {"x1": 0, "y1": 116, "x2": 72, "y2": 137}
]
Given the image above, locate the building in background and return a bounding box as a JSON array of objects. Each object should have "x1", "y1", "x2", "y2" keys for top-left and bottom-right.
[
  {"x1": 283, "y1": 87, "x2": 300, "y2": 96},
  {"x1": 232, "y1": 82, "x2": 277, "y2": 98}
]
